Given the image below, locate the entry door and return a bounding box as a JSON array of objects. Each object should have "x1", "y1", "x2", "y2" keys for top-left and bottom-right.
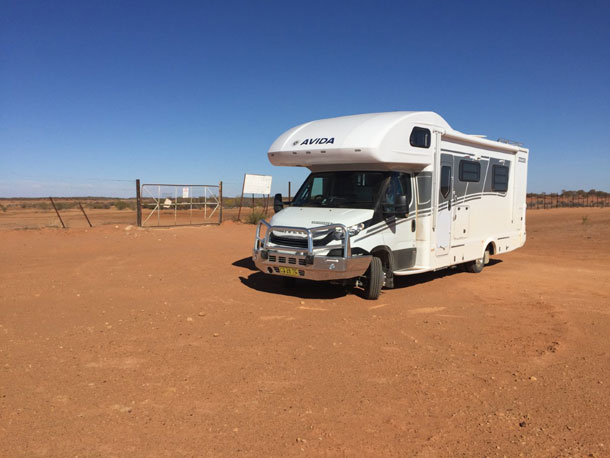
[{"x1": 436, "y1": 157, "x2": 453, "y2": 256}]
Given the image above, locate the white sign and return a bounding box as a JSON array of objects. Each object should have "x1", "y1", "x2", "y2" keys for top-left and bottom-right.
[
  {"x1": 243, "y1": 174, "x2": 272, "y2": 195},
  {"x1": 182, "y1": 187, "x2": 189, "y2": 199}
]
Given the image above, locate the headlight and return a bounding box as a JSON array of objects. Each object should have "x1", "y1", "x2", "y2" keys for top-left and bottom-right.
[
  {"x1": 333, "y1": 223, "x2": 365, "y2": 240},
  {"x1": 348, "y1": 223, "x2": 365, "y2": 236}
]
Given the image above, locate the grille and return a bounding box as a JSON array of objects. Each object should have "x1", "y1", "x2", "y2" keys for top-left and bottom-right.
[
  {"x1": 270, "y1": 231, "x2": 334, "y2": 248},
  {"x1": 268, "y1": 255, "x2": 306, "y2": 266}
]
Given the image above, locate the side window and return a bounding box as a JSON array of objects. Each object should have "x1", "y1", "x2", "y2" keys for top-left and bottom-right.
[
  {"x1": 459, "y1": 160, "x2": 481, "y2": 182},
  {"x1": 492, "y1": 165, "x2": 509, "y2": 192},
  {"x1": 416, "y1": 174, "x2": 432, "y2": 206},
  {"x1": 440, "y1": 166, "x2": 451, "y2": 199},
  {"x1": 384, "y1": 173, "x2": 411, "y2": 214},
  {"x1": 410, "y1": 127, "x2": 431, "y2": 148}
]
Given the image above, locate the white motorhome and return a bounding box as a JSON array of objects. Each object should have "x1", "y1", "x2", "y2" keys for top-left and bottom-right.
[{"x1": 252, "y1": 112, "x2": 528, "y2": 299}]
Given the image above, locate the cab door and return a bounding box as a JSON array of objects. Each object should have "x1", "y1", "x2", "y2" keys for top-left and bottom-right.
[
  {"x1": 382, "y1": 172, "x2": 416, "y2": 269},
  {"x1": 436, "y1": 156, "x2": 453, "y2": 256}
]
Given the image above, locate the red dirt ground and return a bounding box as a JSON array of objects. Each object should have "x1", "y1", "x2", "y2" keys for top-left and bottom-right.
[{"x1": 1, "y1": 208, "x2": 609, "y2": 457}]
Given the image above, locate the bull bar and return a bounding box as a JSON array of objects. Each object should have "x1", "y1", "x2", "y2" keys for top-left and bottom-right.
[{"x1": 252, "y1": 220, "x2": 372, "y2": 281}]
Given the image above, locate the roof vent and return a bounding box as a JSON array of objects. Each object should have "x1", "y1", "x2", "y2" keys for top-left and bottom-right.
[{"x1": 497, "y1": 138, "x2": 524, "y2": 147}]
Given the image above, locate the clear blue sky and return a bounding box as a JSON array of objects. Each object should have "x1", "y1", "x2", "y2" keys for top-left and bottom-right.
[{"x1": 1, "y1": 0, "x2": 609, "y2": 197}]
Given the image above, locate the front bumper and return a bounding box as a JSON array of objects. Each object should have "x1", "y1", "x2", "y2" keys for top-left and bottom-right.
[{"x1": 252, "y1": 220, "x2": 371, "y2": 281}]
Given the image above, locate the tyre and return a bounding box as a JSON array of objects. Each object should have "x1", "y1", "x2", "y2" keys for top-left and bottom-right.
[
  {"x1": 465, "y1": 248, "x2": 488, "y2": 273},
  {"x1": 364, "y1": 257, "x2": 384, "y2": 300}
]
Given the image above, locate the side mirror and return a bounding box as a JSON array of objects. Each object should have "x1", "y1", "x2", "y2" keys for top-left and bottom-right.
[
  {"x1": 382, "y1": 194, "x2": 408, "y2": 218},
  {"x1": 273, "y1": 193, "x2": 284, "y2": 213},
  {"x1": 395, "y1": 195, "x2": 408, "y2": 216}
]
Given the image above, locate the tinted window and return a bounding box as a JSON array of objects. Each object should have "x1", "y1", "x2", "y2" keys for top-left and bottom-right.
[
  {"x1": 384, "y1": 173, "x2": 412, "y2": 214},
  {"x1": 292, "y1": 171, "x2": 388, "y2": 209},
  {"x1": 459, "y1": 160, "x2": 481, "y2": 182},
  {"x1": 492, "y1": 165, "x2": 509, "y2": 192},
  {"x1": 410, "y1": 127, "x2": 431, "y2": 148},
  {"x1": 440, "y1": 166, "x2": 451, "y2": 199}
]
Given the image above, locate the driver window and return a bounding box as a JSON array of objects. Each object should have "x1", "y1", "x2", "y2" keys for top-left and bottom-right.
[{"x1": 384, "y1": 173, "x2": 411, "y2": 213}]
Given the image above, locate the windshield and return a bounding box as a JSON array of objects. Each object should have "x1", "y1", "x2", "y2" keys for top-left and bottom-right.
[{"x1": 292, "y1": 171, "x2": 389, "y2": 209}]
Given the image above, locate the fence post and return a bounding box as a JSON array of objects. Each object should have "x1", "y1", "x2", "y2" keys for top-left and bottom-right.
[
  {"x1": 49, "y1": 197, "x2": 66, "y2": 229},
  {"x1": 136, "y1": 179, "x2": 142, "y2": 227},
  {"x1": 219, "y1": 181, "x2": 223, "y2": 224},
  {"x1": 237, "y1": 174, "x2": 246, "y2": 222},
  {"x1": 78, "y1": 202, "x2": 93, "y2": 227}
]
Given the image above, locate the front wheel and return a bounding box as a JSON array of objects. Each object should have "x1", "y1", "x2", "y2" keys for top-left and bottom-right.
[{"x1": 363, "y1": 257, "x2": 384, "y2": 300}]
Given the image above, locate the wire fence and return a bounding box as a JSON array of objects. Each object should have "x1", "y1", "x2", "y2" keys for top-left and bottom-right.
[
  {"x1": 0, "y1": 178, "x2": 138, "y2": 229},
  {"x1": 2, "y1": 181, "x2": 608, "y2": 229},
  {"x1": 527, "y1": 192, "x2": 610, "y2": 209}
]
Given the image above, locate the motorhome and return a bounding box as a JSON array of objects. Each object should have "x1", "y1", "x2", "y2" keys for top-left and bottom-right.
[{"x1": 252, "y1": 112, "x2": 528, "y2": 299}]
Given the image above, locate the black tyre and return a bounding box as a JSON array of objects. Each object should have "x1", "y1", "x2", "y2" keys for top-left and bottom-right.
[
  {"x1": 364, "y1": 257, "x2": 384, "y2": 300},
  {"x1": 465, "y1": 248, "x2": 489, "y2": 273}
]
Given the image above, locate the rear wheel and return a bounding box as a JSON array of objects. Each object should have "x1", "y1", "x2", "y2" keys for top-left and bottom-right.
[
  {"x1": 364, "y1": 257, "x2": 384, "y2": 300},
  {"x1": 465, "y1": 256, "x2": 485, "y2": 273},
  {"x1": 465, "y1": 246, "x2": 490, "y2": 273}
]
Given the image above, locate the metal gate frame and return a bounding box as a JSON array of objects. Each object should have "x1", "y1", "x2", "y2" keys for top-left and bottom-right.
[{"x1": 136, "y1": 181, "x2": 222, "y2": 227}]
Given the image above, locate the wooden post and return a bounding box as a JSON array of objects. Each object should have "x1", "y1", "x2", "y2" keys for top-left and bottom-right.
[
  {"x1": 49, "y1": 197, "x2": 66, "y2": 228},
  {"x1": 251, "y1": 193, "x2": 255, "y2": 214},
  {"x1": 263, "y1": 194, "x2": 269, "y2": 217},
  {"x1": 218, "y1": 181, "x2": 223, "y2": 224},
  {"x1": 237, "y1": 174, "x2": 246, "y2": 221},
  {"x1": 136, "y1": 179, "x2": 142, "y2": 227},
  {"x1": 78, "y1": 202, "x2": 93, "y2": 227},
  {"x1": 288, "y1": 181, "x2": 291, "y2": 203}
]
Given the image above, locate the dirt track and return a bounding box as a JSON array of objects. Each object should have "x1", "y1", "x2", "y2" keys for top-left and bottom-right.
[{"x1": 1, "y1": 208, "x2": 609, "y2": 457}]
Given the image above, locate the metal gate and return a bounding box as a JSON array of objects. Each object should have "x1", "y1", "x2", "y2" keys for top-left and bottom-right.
[{"x1": 137, "y1": 182, "x2": 222, "y2": 227}]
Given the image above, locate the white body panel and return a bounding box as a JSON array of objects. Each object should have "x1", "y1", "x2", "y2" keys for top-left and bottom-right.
[{"x1": 261, "y1": 111, "x2": 528, "y2": 280}]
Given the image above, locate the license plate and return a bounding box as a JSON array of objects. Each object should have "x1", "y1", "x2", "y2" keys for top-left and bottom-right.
[{"x1": 278, "y1": 266, "x2": 300, "y2": 277}]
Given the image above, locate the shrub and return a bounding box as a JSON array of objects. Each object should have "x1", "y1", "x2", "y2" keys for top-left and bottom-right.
[
  {"x1": 114, "y1": 200, "x2": 135, "y2": 211},
  {"x1": 54, "y1": 202, "x2": 77, "y2": 211},
  {"x1": 34, "y1": 202, "x2": 52, "y2": 210},
  {"x1": 89, "y1": 201, "x2": 112, "y2": 209},
  {"x1": 246, "y1": 210, "x2": 266, "y2": 224}
]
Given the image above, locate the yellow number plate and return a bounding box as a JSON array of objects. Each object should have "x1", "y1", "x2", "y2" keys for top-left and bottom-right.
[{"x1": 278, "y1": 266, "x2": 300, "y2": 277}]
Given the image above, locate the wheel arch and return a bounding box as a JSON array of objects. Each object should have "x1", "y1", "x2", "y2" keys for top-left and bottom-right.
[
  {"x1": 369, "y1": 245, "x2": 395, "y2": 271},
  {"x1": 483, "y1": 239, "x2": 496, "y2": 255}
]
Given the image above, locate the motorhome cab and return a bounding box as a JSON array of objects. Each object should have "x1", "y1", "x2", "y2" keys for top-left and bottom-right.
[{"x1": 252, "y1": 112, "x2": 528, "y2": 299}]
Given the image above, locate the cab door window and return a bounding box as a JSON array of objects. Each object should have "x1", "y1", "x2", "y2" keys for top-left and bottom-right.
[{"x1": 384, "y1": 173, "x2": 411, "y2": 215}]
